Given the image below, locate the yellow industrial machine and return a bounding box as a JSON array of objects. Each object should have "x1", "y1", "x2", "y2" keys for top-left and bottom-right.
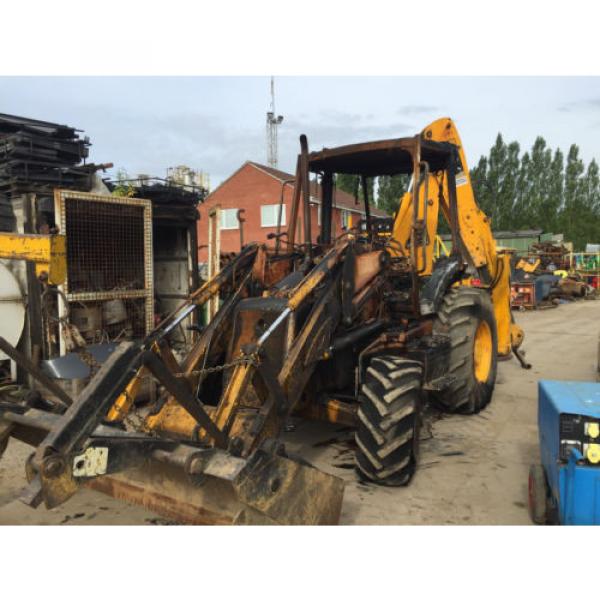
[
  {"x1": 392, "y1": 119, "x2": 524, "y2": 360},
  {"x1": 0, "y1": 231, "x2": 66, "y2": 285},
  {"x1": 516, "y1": 257, "x2": 541, "y2": 274},
  {"x1": 0, "y1": 118, "x2": 527, "y2": 524}
]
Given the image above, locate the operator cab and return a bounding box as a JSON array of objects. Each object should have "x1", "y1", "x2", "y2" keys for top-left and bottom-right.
[{"x1": 305, "y1": 136, "x2": 460, "y2": 252}]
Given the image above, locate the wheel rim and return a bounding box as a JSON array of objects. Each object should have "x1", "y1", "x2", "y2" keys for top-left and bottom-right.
[{"x1": 473, "y1": 320, "x2": 492, "y2": 382}]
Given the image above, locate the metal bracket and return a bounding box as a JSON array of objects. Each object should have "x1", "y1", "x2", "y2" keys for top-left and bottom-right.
[{"x1": 73, "y1": 446, "x2": 109, "y2": 477}]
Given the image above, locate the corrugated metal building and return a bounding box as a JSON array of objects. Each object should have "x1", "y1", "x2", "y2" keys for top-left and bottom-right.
[{"x1": 440, "y1": 229, "x2": 546, "y2": 254}]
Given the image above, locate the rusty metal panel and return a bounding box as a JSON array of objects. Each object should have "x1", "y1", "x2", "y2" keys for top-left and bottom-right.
[{"x1": 207, "y1": 205, "x2": 221, "y2": 322}]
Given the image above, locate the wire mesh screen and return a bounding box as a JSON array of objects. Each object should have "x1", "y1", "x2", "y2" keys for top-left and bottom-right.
[
  {"x1": 55, "y1": 190, "x2": 153, "y2": 342},
  {"x1": 70, "y1": 298, "x2": 149, "y2": 342},
  {"x1": 64, "y1": 198, "x2": 146, "y2": 292}
]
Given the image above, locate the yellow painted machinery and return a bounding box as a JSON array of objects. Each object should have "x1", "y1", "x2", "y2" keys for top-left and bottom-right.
[
  {"x1": 516, "y1": 257, "x2": 541, "y2": 274},
  {"x1": 391, "y1": 118, "x2": 525, "y2": 361},
  {"x1": 0, "y1": 231, "x2": 66, "y2": 285},
  {"x1": 0, "y1": 118, "x2": 527, "y2": 524}
]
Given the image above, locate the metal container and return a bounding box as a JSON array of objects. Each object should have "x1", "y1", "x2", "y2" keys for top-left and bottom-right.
[
  {"x1": 102, "y1": 298, "x2": 128, "y2": 325},
  {"x1": 70, "y1": 304, "x2": 102, "y2": 337}
]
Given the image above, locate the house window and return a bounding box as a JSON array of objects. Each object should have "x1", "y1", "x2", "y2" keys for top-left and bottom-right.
[
  {"x1": 220, "y1": 208, "x2": 239, "y2": 230},
  {"x1": 261, "y1": 204, "x2": 286, "y2": 227},
  {"x1": 341, "y1": 209, "x2": 351, "y2": 229}
]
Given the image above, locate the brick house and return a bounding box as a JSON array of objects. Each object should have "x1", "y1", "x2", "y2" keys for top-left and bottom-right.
[{"x1": 197, "y1": 161, "x2": 387, "y2": 262}]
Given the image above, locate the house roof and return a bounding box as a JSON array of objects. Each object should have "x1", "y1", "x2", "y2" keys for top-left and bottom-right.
[
  {"x1": 248, "y1": 162, "x2": 296, "y2": 183},
  {"x1": 208, "y1": 160, "x2": 388, "y2": 217}
]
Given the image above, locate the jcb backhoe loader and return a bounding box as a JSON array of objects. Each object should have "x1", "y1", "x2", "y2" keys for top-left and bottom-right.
[{"x1": 0, "y1": 118, "x2": 527, "y2": 524}]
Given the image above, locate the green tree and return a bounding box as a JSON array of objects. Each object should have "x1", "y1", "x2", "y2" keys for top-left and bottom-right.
[
  {"x1": 484, "y1": 134, "x2": 508, "y2": 228},
  {"x1": 584, "y1": 159, "x2": 600, "y2": 215},
  {"x1": 112, "y1": 168, "x2": 135, "y2": 198},
  {"x1": 376, "y1": 174, "x2": 410, "y2": 215},
  {"x1": 336, "y1": 173, "x2": 359, "y2": 197},
  {"x1": 335, "y1": 174, "x2": 374, "y2": 204},
  {"x1": 469, "y1": 132, "x2": 600, "y2": 250},
  {"x1": 471, "y1": 135, "x2": 521, "y2": 231},
  {"x1": 497, "y1": 141, "x2": 521, "y2": 230},
  {"x1": 470, "y1": 155, "x2": 488, "y2": 209},
  {"x1": 512, "y1": 151, "x2": 531, "y2": 229},
  {"x1": 578, "y1": 159, "x2": 600, "y2": 248},
  {"x1": 561, "y1": 144, "x2": 585, "y2": 246},
  {"x1": 522, "y1": 137, "x2": 553, "y2": 230},
  {"x1": 545, "y1": 148, "x2": 564, "y2": 235}
]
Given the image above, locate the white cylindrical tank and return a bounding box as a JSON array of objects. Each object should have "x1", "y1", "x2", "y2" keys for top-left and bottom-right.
[{"x1": 0, "y1": 262, "x2": 25, "y2": 360}]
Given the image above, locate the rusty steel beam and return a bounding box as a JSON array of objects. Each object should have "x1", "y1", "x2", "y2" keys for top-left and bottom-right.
[
  {"x1": 288, "y1": 156, "x2": 302, "y2": 248},
  {"x1": 299, "y1": 135, "x2": 312, "y2": 258}
]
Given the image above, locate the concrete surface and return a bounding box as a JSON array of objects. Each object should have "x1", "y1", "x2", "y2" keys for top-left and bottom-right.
[{"x1": 1, "y1": 300, "x2": 598, "y2": 525}]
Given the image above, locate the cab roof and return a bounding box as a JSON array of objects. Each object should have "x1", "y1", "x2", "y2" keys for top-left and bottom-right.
[{"x1": 308, "y1": 136, "x2": 455, "y2": 177}]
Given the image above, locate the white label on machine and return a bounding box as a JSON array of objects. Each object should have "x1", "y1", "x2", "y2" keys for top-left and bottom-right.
[
  {"x1": 456, "y1": 174, "x2": 468, "y2": 187},
  {"x1": 72, "y1": 447, "x2": 109, "y2": 477}
]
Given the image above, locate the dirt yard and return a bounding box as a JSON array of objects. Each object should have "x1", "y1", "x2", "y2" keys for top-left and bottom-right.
[{"x1": 1, "y1": 300, "x2": 598, "y2": 525}]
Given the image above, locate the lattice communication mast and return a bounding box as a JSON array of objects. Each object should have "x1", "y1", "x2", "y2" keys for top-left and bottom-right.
[{"x1": 266, "y1": 76, "x2": 283, "y2": 168}]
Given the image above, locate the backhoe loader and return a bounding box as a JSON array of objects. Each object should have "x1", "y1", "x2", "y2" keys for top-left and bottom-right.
[{"x1": 0, "y1": 118, "x2": 527, "y2": 524}]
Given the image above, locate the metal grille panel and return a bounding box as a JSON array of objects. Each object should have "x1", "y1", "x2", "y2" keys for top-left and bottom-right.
[
  {"x1": 55, "y1": 190, "x2": 153, "y2": 342},
  {"x1": 64, "y1": 198, "x2": 145, "y2": 292}
]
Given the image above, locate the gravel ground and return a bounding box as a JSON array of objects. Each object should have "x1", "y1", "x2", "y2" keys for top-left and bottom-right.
[{"x1": 1, "y1": 300, "x2": 598, "y2": 525}]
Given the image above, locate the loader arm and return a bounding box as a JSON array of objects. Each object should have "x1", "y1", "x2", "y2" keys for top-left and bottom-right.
[
  {"x1": 391, "y1": 118, "x2": 523, "y2": 357},
  {"x1": 0, "y1": 241, "x2": 345, "y2": 524}
]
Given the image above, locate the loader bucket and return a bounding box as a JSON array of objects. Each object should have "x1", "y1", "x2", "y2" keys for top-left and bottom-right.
[
  {"x1": 86, "y1": 447, "x2": 345, "y2": 525},
  {"x1": 0, "y1": 340, "x2": 344, "y2": 525}
]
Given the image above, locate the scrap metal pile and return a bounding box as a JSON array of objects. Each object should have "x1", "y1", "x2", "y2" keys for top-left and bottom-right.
[
  {"x1": 529, "y1": 241, "x2": 571, "y2": 272},
  {"x1": 104, "y1": 177, "x2": 208, "y2": 222},
  {"x1": 511, "y1": 241, "x2": 592, "y2": 309},
  {"x1": 0, "y1": 113, "x2": 109, "y2": 197}
]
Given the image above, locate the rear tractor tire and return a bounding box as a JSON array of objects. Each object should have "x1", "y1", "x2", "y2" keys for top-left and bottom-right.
[
  {"x1": 434, "y1": 287, "x2": 498, "y2": 414},
  {"x1": 355, "y1": 357, "x2": 423, "y2": 486}
]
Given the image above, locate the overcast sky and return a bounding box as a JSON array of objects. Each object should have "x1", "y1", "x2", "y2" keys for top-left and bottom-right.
[{"x1": 2, "y1": 76, "x2": 599, "y2": 189}]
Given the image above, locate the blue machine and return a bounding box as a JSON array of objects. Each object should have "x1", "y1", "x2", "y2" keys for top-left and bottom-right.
[{"x1": 530, "y1": 380, "x2": 600, "y2": 525}]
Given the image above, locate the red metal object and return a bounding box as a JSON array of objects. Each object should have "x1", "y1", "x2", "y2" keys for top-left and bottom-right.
[{"x1": 511, "y1": 282, "x2": 536, "y2": 309}]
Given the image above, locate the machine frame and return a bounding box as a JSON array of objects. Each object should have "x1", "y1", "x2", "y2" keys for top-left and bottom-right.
[{"x1": 0, "y1": 118, "x2": 527, "y2": 524}]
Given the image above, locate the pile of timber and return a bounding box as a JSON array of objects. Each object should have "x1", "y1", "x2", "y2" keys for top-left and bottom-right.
[{"x1": 0, "y1": 113, "x2": 107, "y2": 196}]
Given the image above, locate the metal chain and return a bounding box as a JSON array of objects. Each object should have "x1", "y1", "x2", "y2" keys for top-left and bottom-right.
[
  {"x1": 77, "y1": 347, "x2": 103, "y2": 378},
  {"x1": 80, "y1": 349, "x2": 258, "y2": 434},
  {"x1": 182, "y1": 353, "x2": 259, "y2": 378},
  {"x1": 116, "y1": 355, "x2": 259, "y2": 433}
]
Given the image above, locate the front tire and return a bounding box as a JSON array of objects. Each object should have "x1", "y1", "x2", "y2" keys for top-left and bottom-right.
[
  {"x1": 355, "y1": 357, "x2": 422, "y2": 486},
  {"x1": 434, "y1": 287, "x2": 498, "y2": 414}
]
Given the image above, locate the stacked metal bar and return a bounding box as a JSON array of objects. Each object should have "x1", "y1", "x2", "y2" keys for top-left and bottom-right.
[
  {"x1": 0, "y1": 113, "x2": 101, "y2": 197},
  {"x1": 0, "y1": 194, "x2": 14, "y2": 231}
]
